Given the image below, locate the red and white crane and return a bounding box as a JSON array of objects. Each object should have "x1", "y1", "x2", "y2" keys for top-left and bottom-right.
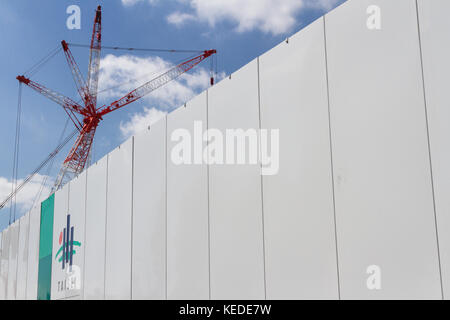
[{"x1": 15, "y1": 6, "x2": 216, "y2": 192}]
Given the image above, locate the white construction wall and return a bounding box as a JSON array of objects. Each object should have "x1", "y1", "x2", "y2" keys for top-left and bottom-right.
[
  {"x1": 0, "y1": 226, "x2": 9, "y2": 300},
  {"x1": 26, "y1": 206, "x2": 40, "y2": 300},
  {"x1": 16, "y1": 214, "x2": 30, "y2": 299},
  {"x1": 0, "y1": 0, "x2": 449, "y2": 300},
  {"x1": 325, "y1": 0, "x2": 442, "y2": 299},
  {"x1": 166, "y1": 94, "x2": 210, "y2": 300},
  {"x1": 259, "y1": 17, "x2": 339, "y2": 300},
  {"x1": 7, "y1": 221, "x2": 19, "y2": 300},
  {"x1": 133, "y1": 118, "x2": 166, "y2": 300},
  {"x1": 83, "y1": 157, "x2": 108, "y2": 299}
]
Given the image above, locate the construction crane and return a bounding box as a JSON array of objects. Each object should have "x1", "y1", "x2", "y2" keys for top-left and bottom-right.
[
  {"x1": 16, "y1": 6, "x2": 216, "y2": 192},
  {"x1": 1, "y1": 5, "x2": 216, "y2": 210}
]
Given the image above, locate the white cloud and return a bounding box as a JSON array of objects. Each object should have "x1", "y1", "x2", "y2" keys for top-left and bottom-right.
[
  {"x1": 167, "y1": 11, "x2": 196, "y2": 27},
  {"x1": 121, "y1": 0, "x2": 142, "y2": 6},
  {"x1": 311, "y1": 0, "x2": 341, "y2": 10},
  {"x1": 122, "y1": 0, "x2": 342, "y2": 35},
  {"x1": 98, "y1": 53, "x2": 222, "y2": 108},
  {"x1": 98, "y1": 53, "x2": 225, "y2": 139},
  {"x1": 0, "y1": 174, "x2": 52, "y2": 214},
  {"x1": 187, "y1": 0, "x2": 303, "y2": 35},
  {"x1": 121, "y1": 0, "x2": 158, "y2": 6},
  {"x1": 120, "y1": 107, "x2": 167, "y2": 138},
  {"x1": 164, "y1": 0, "x2": 341, "y2": 35}
]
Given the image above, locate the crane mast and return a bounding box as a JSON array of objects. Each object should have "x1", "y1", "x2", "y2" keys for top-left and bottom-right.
[{"x1": 87, "y1": 6, "x2": 102, "y2": 111}]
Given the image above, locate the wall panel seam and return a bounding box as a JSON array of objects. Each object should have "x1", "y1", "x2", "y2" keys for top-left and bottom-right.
[
  {"x1": 24, "y1": 213, "x2": 30, "y2": 298},
  {"x1": 206, "y1": 89, "x2": 212, "y2": 300},
  {"x1": 35, "y1": 209, "x2": 41, "y2": 299},
  {"x1": 14, "y1": 221, "x2": 19, "y2": 300},
  {"x1": 82, "y1": 170, "x2": 88, "y2": 300},
  {"x1": 414, "y1": 0, "x2": 444, "y2": 299},
  {"x1": 165, "y1": 116, "x2": 168, "y2": 300},
  {"x1": 323, "y1": 15, "x2": 341, "y2": 300},
  {"x1": 14, "y1": 220, "x2": 20, "y2": 299},
  {"x1": 256, "y1": 57, "x2": 267, "y2": 300},
  {"x1": 103, "y1": 156, "x2": 109, "y2": 300},
  {"x1": 130, "y1": 137, "x2": 135, "y2": 300},
  {"x1": 67, "y1": 182, "x2": 70, "y2": 300}
]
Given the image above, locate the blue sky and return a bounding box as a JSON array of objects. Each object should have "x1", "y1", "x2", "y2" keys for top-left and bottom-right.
[{"x1": 0, "y1": 0, "x2": 345, "y2": 229}]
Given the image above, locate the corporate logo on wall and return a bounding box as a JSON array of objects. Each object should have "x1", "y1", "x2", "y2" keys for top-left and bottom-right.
[{"x1": 55, "y1": 213, "x2": 82, "y2": 292}]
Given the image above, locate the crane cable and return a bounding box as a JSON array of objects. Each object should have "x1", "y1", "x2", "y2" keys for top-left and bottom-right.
[
  {"x1": 0, "y1": 128, "x2": 78, "y2": 213},
  {"x1": 67, "y1": 43, "x2": 215, "y2": 96},
  {"x1": 209, "y1": 52, "x2": 218, "y2": 85},
  {"x1": 24, "y1": 45, "x2": 63, "y2": 77},
  {"x1": 22, "y1": 43, "x2": 211, "y2": 105},
  {"x1": 92, "y1": 52, "x2": 200, "y2": 100},
  {"x1": 4, "y1": 45, "x2": 64, "y2": 224},
  {"x1": 29, "y1": 116, "x2": 71, "y2": 213},
  {"x1": 9, "y1": 83, "x2": 22, "y2": 224},
  {"x1": 68, "y1": 43, "x2": 204, "y2": 54}
]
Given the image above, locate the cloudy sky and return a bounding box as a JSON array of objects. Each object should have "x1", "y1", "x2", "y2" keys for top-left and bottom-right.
[{"x1": 0, "y1": 0, "x2": 345, "y2": 229}]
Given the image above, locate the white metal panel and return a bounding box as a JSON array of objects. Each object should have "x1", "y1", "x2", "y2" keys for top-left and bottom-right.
[
  {"x1": 16, "y1": 213, "x2": 30, "y2": 299},
  {"x1": 325, "y1": 0, "x2": 442, "y2": 299},
  {"x1": 83, "y1": 156, "x2": 108, "y2": 300},
  {"x1": 51, "y1": 184, "x2": 69, "y2": 300},
  {"x1": 132, "y1": 118, "x2": 166, "y2": 300},
  {"x1": 417, "y1": 0, "x2": 450, "y2": 299},
  {"x1": 167, "y1": 93, "x2": 210, "y2": 300},
  {"x1": 7, "y1": 220, "x2": 19, "y2": 300},
  {"x1": 105, "y1": 138, "x2": 133, "y2": 300},
  {"x1": 0, "y1": 228, "x2": 9, "y2": 300},
  {"x1": 208, "y1": 59, "x2": 265, "y2": 299},
  {"x1": 259, "y1": 18, "x2": 339, "y2": 299},
  {"x1": 66, "y1": 171, "x2": 87, "y2": 299},
  {"x1": 26, "y1": 206, "x2": 41, "y2": 300}
]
